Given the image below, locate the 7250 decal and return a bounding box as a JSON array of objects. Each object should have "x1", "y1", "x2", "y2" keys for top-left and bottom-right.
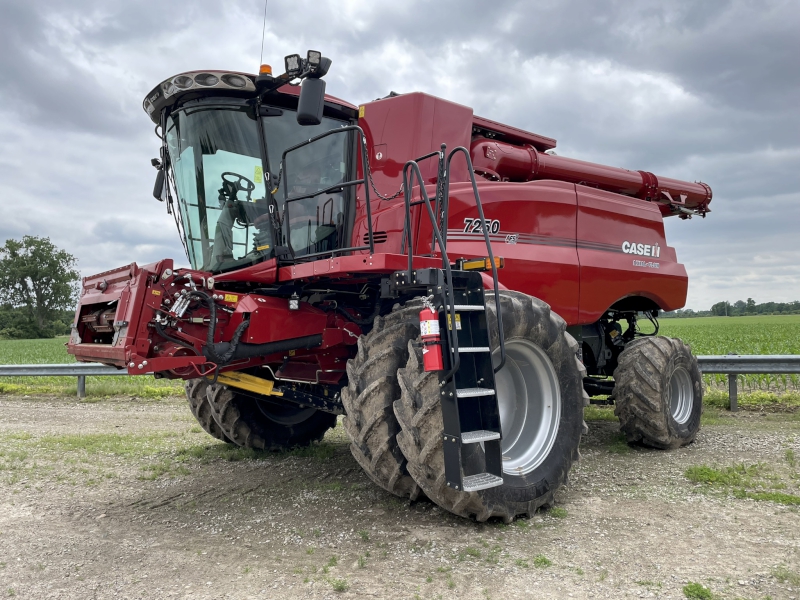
[{"x1": 463, "y1": 218, "x2": 501, "y2": 234}]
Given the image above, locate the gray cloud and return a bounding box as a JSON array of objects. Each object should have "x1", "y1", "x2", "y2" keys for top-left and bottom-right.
[{"x1": 0, "y1": 0, "x2": 797, "y2": 310}]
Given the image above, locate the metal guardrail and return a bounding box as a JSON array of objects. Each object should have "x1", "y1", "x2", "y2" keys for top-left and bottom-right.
[
  {"x1": 0, "y1": 355, "x2": 798, "y2": 407},
  {"x1": 0, "y1": 363, "x2": 123, "y2": 398},
  {"x1": 696, "y1": 355, "x2": 800, "y2": 411}
]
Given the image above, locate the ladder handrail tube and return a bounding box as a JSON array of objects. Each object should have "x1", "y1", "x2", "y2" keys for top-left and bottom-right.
[{"x1": 445, "y1": 147, "x2": 506, "y2": 374}]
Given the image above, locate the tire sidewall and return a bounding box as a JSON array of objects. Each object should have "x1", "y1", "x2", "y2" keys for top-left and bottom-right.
[{"x1": 482, "y1": 295, "x2": 584, "y2": 503}]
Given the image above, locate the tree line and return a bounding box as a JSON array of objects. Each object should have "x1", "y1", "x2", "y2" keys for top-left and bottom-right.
[
  {"x1": 0, "y1": 236, "x2": 79, "y2": 339},
  {"x1": 662, "y1": 298, "x2": 800, "y2": 318}
]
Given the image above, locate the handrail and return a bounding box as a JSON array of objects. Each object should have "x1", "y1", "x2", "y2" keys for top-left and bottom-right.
[
  {"x1": 279, "y1": 125, "x2": 375, "y2": 258},
  {"x1": 402, "y1": 160, "x2": 462, "y2": 383},
  {"x1": 398, "y1": 145, "x2": 507, "y2": 376},
  {"x1": 445, "y1": 147, "x2": 506, "y2": 374}
]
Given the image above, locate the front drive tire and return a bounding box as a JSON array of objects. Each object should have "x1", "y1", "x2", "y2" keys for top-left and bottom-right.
[
  {"x1": 341, "y1": 302, "x2": 422, "y2": 499},
  {"x1": 612, "y1": 336, "x2": 702, "y2": 449},
  {"x1": 206, "y1": 383, "x2": 337, "y2": 450},
  {"x1": 185, "y1": 378, "x2": 232, "y2": 443},
  {"x1": 394, "y1": 291, "x2": 588, "y2": 522}
]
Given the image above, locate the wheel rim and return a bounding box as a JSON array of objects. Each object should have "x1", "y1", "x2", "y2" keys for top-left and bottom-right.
[
  {"x1": 256, "y1": 400, "x2": 317, "y2": 425},
  {"x1": 668, "y1": 365, "x2": 694, "y2": 425},
  {"x1": 493, "y1": 339, "x2": 561, "y2": 476}
]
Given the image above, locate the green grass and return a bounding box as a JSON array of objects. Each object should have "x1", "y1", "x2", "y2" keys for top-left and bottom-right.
[
  {"x1": 584, "y1": 405, "x2": 618, "y2": 422},
  {"x1": 772, "y1": 565, "x2": 800, "y2": 585},
  {"x1": 607, "y1": 433, "x2": 632, "y2": 454},
  {"x1": 2, "y1": 317, "x2": 799, "y2": 412},
  {"x1": 682, "y1": 582, "x2": 713, "y2": 599},
  {"x1": 685, "y1": 463, "x2": 800, "y2": 506},
  {"x1": 685, "y1": 463, "x2": 763, "y2": 486},
  {"x1": 532, "y1": 554, "x2": 552, "y2": 568},
  {"x1": 0, "y1": 427, "x2": 288, "y2": 486},
  {"x1": 547, "y1": 507, "x2": 568, "y2": 518}
]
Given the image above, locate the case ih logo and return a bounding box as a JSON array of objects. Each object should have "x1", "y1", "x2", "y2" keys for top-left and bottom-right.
[{"x1": 622, "y1": 241, "x2": 661, "y2": 258}]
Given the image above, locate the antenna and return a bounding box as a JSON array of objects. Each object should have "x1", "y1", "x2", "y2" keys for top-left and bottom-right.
[{"x1": 259, "y1": 0, "x2": 269, "y2": 65}]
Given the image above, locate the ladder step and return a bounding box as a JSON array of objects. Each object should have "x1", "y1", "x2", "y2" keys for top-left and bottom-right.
[
  {"x1": 456, "y1": 387, "x2": 496, "y2": 398},
  {"x1": 461, "y1": 430, "x2": 501, "y2": 444},
  {"x1": 456, "y1": 346, "x2": 491, "y2": 353},
  {"x1": 462, "y1": 473, "x2": 504, "y2": 492},
  {"x1": 453, "y1": 304, "x2": 485, "y2": 311}
]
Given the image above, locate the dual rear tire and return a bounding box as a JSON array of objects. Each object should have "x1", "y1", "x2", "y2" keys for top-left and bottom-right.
[{"x1": 340, "y1": 291, "x2": 588, "y2": 521}]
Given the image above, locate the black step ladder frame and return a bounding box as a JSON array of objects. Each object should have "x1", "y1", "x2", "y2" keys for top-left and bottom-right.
[{"x1": 390, "y1": 146, "x2": 507, "y2": 492}]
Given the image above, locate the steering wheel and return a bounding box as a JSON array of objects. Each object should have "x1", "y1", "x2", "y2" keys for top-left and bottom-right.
[{"x1": 219, "y1": 171, "x2": 256, "y2": 203}]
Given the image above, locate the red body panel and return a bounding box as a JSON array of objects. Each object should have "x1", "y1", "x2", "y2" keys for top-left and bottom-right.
[
  {"x1": 575, "y1": 186, "x2": 687, "y2": 322},
  {"x1": 436, "y1": 180, "x2": 581, "y2": 324}
]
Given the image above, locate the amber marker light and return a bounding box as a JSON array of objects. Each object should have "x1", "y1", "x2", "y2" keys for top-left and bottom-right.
[{"x1": 259, "y1": 64, "x2": 273, "y2": 75}]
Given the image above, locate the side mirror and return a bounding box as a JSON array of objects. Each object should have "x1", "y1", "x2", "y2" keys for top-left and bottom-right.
[
  {"x1": 297, "y1": 78, "x2": 326, "y2": 126},
  {"x1": 153, "y1": 168, "x2": 166, "y2": 201}
]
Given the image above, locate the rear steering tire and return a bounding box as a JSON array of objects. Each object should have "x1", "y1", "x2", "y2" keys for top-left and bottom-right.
[
  {"x1": 185, "y1": 378, "x2": 232, "y2": 443},
  {"x1": 206, "y1": 383, "x2": 337, "y2": 450},
  {"x1": 394, "y1": 291, "x2": 587, "y2": 522},
  {"x1": 612, "y1": 336, "x2": 702, "y2": 449}
]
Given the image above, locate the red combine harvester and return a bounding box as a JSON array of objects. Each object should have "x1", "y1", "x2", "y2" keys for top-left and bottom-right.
[{"x1": 68, "y1": 52, "x2": 711, "y2": 521}]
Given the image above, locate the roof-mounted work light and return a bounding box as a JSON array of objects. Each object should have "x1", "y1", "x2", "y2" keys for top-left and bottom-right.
[
  {"x1": 306, "y1": 50, "x2": 331, "y2": 78},
  {"x1": 284, "y1": 54, "x2": 302, "y2": 78},
  {"x1": 307, "y1": 50, "x2": 321, "y2": 70}
]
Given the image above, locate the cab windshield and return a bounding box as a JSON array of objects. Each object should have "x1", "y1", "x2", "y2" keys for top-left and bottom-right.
[{"x1": 165, "y1": 100, "x2": 351, "y2": 273}]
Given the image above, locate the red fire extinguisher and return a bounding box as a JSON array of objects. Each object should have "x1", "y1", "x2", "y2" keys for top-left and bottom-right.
[{"x1": 420, "y1": 298, "x2": 444, "y2": 372}]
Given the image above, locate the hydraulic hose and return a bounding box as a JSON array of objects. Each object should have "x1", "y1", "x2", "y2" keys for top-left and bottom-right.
[
  {"x1": 153, "y1": 321, "x2": 197, "y2": 353},
  {"x1": 203, "y1": 334, "x2": 322, "y2": 362},
  {"x1": 335, "y1": 301, "x2": 380, "y2": 326},
  {"x1": 160, "y1": 289, "x2": 321, "y2": 366}
]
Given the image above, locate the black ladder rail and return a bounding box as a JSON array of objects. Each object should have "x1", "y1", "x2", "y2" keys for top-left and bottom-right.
[
  {"x1": 401, "y1": 160, "x2": 463, "y2": 384},
  {"x1": 444, "y1": 147, "x2": 506, "y2": 374}
]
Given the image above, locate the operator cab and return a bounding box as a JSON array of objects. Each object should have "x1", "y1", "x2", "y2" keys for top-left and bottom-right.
[{"x1": 143, "y1": 57, "x2": 358, "y2": 275}]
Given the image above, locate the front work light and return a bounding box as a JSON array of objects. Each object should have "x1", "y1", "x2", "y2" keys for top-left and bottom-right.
[
  {"x1": 307, "y1": 50, "x2": 321, "y2": 70},
  {"x1": 284, "y1": 54, "x2": 302, "y2": 78}
]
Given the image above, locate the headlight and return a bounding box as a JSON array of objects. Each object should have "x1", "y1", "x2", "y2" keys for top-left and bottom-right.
[
  {"x1": 221, "y1": 74, "x2": 247, "y2": 88},
  {"x1": 173, "y1": 75, "x2": 194, "y2": 89},
  {"x1": 194, "y1": 73, "x2": 219, "y2": 87}
]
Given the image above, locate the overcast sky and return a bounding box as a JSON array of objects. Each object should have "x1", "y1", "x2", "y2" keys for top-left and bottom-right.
[{"x1": 1, "y1": 0, "x2": 798, "y2": 310}]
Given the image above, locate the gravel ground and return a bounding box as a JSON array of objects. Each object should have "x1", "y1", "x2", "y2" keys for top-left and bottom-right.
[{"x1": 0, "y1": 395, "x2": 799, "y2": 599}]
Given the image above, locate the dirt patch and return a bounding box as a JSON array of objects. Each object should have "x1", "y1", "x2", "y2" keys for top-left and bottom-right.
[{"x1": 1, "y1": 396, "x2": 799, "y2": 599}]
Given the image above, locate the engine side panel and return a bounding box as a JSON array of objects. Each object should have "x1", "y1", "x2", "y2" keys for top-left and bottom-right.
[
  {"x1": 438, "y1": 180, "x2": 581, "y2": 324},
  {"x1": 576, "y1": 185, "x2": 688, "y2": 323}
]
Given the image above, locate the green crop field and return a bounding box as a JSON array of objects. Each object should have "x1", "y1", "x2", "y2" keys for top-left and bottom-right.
[
  {"x1": 659, "y1": 315, "x2": 800, "y2": 399},
  {"x1": 658, "y1": 315, "x2": 800, "y2": 355},
  {"x1": 0, "y1": 315, "x2": 798, "y2": 406}
]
